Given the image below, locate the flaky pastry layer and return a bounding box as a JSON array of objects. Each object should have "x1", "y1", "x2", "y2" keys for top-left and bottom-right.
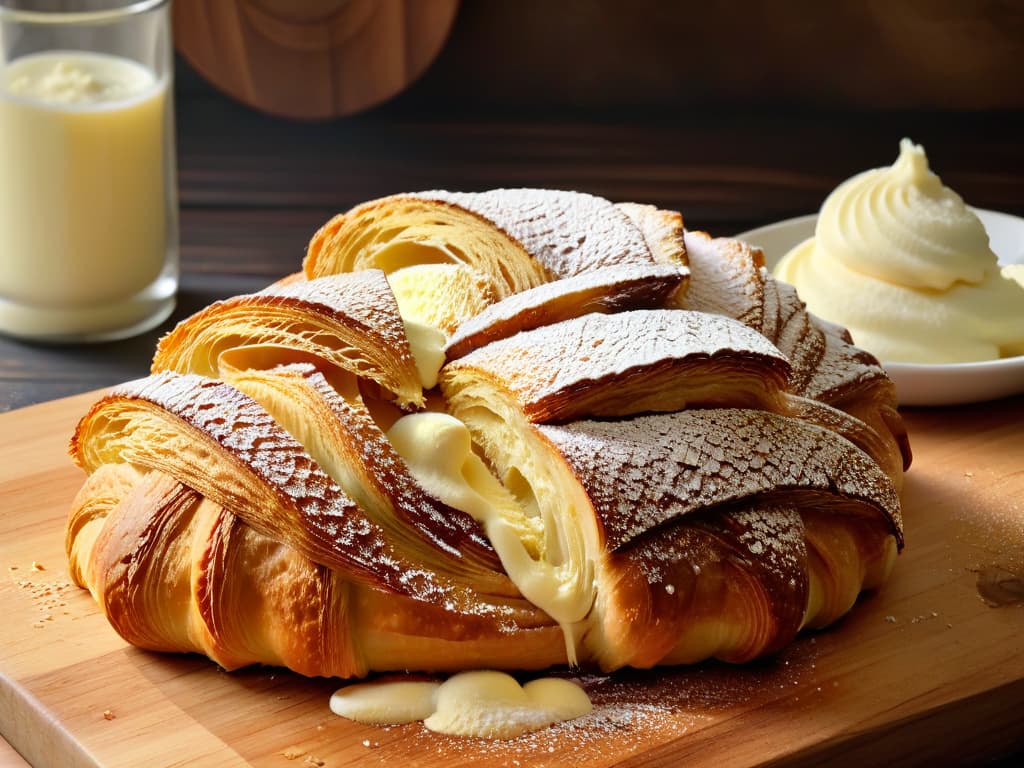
[{"x1": 67, "y1": 188, "x2": 911, "y2": 679}]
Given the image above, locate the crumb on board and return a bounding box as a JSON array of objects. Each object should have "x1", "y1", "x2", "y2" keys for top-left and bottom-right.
[
  {"x1": 281, "y1": 747, "x2": 306, "y2": 760},
  {"x1": 884, "y1": 615, "x2": 897, "y2": 623},
  {"x1": 31, "y1": 561, "x2": 45, "y2": 571},
  {"x1": 103, "y1": 710, "x2": 115, "y2": 721},
  {"x1": 303, "y1": 757, "x2": 325, "y2": 767}
]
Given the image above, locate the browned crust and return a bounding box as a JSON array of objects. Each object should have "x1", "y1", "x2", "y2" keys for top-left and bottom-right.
[
  {"x1": 593, "y1": 501, "x2": 809, "y2": 669},
  {"x1": 71, "y1": 467, "x2": 554, "y2": 677},
  {"x1": 681, "y1": 230, "x2": 909, "y2": 477},
  {"x1": 194, "y1": 502, "x2": 355, "y2": 676},
  {"x1": 786, "y1": 394, "x2": 909, "y2": 489},
  {"x1": 680, "y1": 229, "x2": 766, "y2": 328},
  {"x1": 762, "y1": 277, "x2": 827, "y2": 395},
  {"x1": 71, "y1": 374, "x2": 402, "y2": 585},
  {"x1": 71, "y1": 373, "x2": 529, "y2": 626},
  {"x1": 88, "y1": 471, "x2": 206, "y2": 652}
]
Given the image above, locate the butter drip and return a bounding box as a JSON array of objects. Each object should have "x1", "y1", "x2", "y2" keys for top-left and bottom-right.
[
  {"x1": 400, "y1": 318, "x2": 446, "y2": 389},
  {"x1": 387, "y1": 412, "x2": 591, "y2": 664},
  {"x1": 330, "y1": 672, "x2": 592, "y2": 739},
  {"x1": 775, "y1": 139, "x2": 1024, "y2": 363}
]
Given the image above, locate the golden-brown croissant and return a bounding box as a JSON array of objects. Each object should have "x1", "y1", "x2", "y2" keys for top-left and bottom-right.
[{"x1": 66, "y1": 189, "x2": 909, "y2": 679}]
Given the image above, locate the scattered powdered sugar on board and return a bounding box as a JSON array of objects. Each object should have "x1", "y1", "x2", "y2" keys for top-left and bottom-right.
[
  {"x1": 942, "y1": 463, "x2": 1024, "y2": 606},
  {"x1": 379, "y1": 680, "x2": 697, "y2": 766},
  {"x1": 8, "y1": 564, "x2": 76, "y2": 629}
]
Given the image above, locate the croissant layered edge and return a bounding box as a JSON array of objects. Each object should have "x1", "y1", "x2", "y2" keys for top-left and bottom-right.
[{"x1": 65, "y1": 188, "x2": 911, "y2": 679}]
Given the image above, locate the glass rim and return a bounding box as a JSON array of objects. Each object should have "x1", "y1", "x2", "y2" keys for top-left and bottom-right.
[{"x1": 0, "y1": 0, "x2": 168, "y2": 25}]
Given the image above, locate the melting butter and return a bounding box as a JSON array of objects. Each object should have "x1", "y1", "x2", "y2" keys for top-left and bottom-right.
[
  {"x1": 390, "y1": 263, "x2": 484, "y2": 390},
  {"x1": 426, "y1": 671, "x2": 592, "y2": 739},
  {"x1": 401, "y1": 318, "x2": 446, "y2": 389},
  {"x1": 330, "y1": 672, "x2": 592, "y2": 739},
  {"x1": 329, "y1": 680, "x2": 439, "y2": 725},
  {"x1": 386, "y1": 412, "x2": 591, "y2": 663}
]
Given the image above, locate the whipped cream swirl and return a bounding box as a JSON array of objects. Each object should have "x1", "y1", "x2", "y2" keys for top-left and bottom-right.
[{"x1": 775, "y1": 139, "x2": 1024, "y2": 364}]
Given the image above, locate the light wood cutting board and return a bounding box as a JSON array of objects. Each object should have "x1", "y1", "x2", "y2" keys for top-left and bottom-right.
[{"x1": 1, "y1": 390, "x2": 1023, "y2": 767}]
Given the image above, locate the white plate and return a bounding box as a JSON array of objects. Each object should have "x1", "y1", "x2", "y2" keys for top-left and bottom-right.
[{"x1": 735, "y1": 209, "x2": 1024, "y2": 407}]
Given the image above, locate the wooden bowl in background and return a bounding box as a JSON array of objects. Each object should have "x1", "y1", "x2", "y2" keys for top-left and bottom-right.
[{"x1": 172, "y1": 0, "x2": 459, "y2": 120}]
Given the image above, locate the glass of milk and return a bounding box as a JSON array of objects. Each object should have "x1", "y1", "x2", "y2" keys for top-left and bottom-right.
[{"x1": 0, "y1": 0, "x2": 177, "y2": 342}]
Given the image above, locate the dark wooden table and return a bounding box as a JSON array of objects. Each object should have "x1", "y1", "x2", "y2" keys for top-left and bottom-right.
[{"x1": 1, "y1": 75, "x2": 1022, "y2": 411}]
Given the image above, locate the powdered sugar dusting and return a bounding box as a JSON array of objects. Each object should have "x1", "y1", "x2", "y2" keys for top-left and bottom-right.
[
  {"x1": 539, "y1": 408, "x2": 901, "y2": 551},
  {"x1": 446, "y1": 264, "x2": 687, "y2": 360},
  {"x1": 678, "y1": 232, "x2": 893, "y2": 415},
  {"x1": 387, "y1": 675, "x2": 701, "y2": 766},
  {"x1": 802, "y1": 315, "x2": 887, "y2": 403},
  {"x1": 418, "y1": 189, "x2": 657, "y2": 278},
  {"x1": 681, "y1": 230, "x2": 765, "y2": 329},
  {"x1": 605, "y1": 500, "x2": 810, "y2": 663},
  {"x1": 155, "y1": 270, "x2": 420, "y2": 404},
  {"x1": 114, "y1": 373, "x2": 384, "y2": 567},
  {"x1": 761, "y1": 267, "x2": 783, "y2": 341},
  {"x1": 765, "y1": 278, "x2": 826, "y2": 395},
  {"x1": 614, "y1": 202, "x2": 688, "y2": 266},
  {"x1": 109, "y1": 372, "x2": 508, "y2": 616},
  {"x1": 732, "y1": 505, "x2": 806, "y2": 576},
  {"x1": 259, "y1": 271, "x2": 402, "y2": 340},
  {"x1": 447, "y1": 309, "x2": 789, "y2": 422},
  {"x1": 71, "y1": 187, "x2": 912, "y2": 693}
]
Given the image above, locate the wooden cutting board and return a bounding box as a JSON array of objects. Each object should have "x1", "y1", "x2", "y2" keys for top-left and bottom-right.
[{"x1": 1, "y1": 390, "x2": 1023, "y2": 767}]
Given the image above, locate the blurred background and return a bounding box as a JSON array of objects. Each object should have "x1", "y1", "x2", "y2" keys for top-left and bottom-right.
[
  {"x1": 175, "y1": 0, "x2": 1024, "y2": 115},
  {"x1": 168, "y1": 0, "x2": 1024, "y2": 230},
  {"x1": 3, "y1": 0, "x2": 1024, "y2": 409}
]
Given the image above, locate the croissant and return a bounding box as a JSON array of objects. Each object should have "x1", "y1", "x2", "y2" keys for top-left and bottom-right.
[{"x1": 66, "y1": 189, "x2": 910, "y2": 679}]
